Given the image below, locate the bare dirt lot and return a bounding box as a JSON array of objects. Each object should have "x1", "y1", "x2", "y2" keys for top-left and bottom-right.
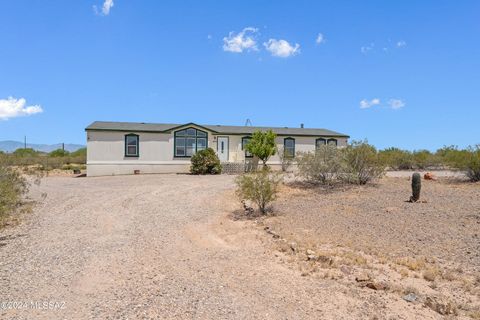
[
  {"x1": 1, "y1": 174, "x2": 479, "y2": 319},
  {"x1": 262, "y1": 176, "x2": 480, "y2": 319}
]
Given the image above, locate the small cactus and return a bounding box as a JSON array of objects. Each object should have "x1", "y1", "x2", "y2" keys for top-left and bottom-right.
[{"x1": 410, "y1": 172, "x2": 421, "y2": 202}]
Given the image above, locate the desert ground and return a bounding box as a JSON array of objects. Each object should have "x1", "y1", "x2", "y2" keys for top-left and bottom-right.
[{"x1": 0, "y1": 173, "x2": 479, "y2": 319}]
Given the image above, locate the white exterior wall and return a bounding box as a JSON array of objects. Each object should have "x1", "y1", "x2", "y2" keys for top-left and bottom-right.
[
  {"x1": 87, "y1": 126, "x2": 216, "y2": 176},
  {"x1": 87, "y1": 128, "x2": 348, "y2": 176},
  {"x1": 222, "y1": 135, "x2": 348, "y2": 165}
]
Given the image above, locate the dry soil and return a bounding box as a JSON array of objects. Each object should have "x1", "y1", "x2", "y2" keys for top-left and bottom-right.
[{"x1": 0, "y1": 174, "x2": 478, "y2": 319}]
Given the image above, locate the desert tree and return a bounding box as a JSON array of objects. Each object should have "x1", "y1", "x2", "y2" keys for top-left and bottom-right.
[
  {"x1": 235, "y1": 169, "x2": 282, "y2": 214},
  {"x1": 296, "y1": 144, "x2": 342, "y2": 185},
  {"x1": 441, "y1": 145, "x2": 480, "y2": 182},
  {"x1": 341, "y1": 140, "x2": 385, "y2": 185},
  {"x1": 245, "y1": 130, "x2": 277, "y2": 169}
]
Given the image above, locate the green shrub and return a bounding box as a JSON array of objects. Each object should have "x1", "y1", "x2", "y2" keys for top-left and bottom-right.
[
  {"x1": 379, "y1": 148, "x2": 441, "y2": 170},
  {"x1": 2, "y1": 146, "x2": 86, "y2": 170},
  {"x1": 341, "y1": 140, "x2": 385, "y2": 185},
  {"x1": 190, "y1": 148, "x2": 222, "y2": 175},
  {"x1": 235, "y1": 170, "x2": 282, "y2": 214},
  {"x1": 0, "y1": 159, "x2": 29, "y2": 218},
  {"x1": 70, "y1": 148, "x2": 86, "y2": 157},
  {"x1": 412, "y1": 150, "x2": 439, "y2": 169},
  {"x1": 442, "y1": 145, "x2": 480, "y2": 182},
  {"x1": 435, "y1": 145, "x2": 457, "y2": 159},
  {"x1": 49, "y1": 149, "x2": 70, "y2": 157},
  {"x1": 378, "y1": 148, "x2": 414, "y2": 170},
  {"x1": 296, "y1": 144, "x2": 342, "y2": 185},
  {"x1": 12, "y1": 148, "x2": 39, "y2": 157},
  {"x1": 277, "y1": 146, "x2": 294, "y2": 172},
  {"x1": 245, "y1": 130, "x2": 277, "y2": 168}
]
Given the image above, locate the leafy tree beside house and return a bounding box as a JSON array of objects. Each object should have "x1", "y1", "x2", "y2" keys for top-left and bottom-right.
[{"x1": 245, "y1": 130, "x2": 277, "y2": 169}]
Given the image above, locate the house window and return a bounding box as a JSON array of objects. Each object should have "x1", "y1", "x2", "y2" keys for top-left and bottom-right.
[
  {"x1": 174, "y1": 128, "x2": 208, "y2": 157},
  {"x1": 284, "y1": 137, "x2": 295, "y2": 158},
  {"x1": 327, "y1": 138, "x2": 337, "y2": 146},
  {"x1": 242, "y1": 137, "x2": 253, "y2": 158},
  {"x1": 315, "y1": 138, "x2": 326, "y2": 150},
  {"x1": 125, "y1": 134, "x2": 139, "y2": 157}
]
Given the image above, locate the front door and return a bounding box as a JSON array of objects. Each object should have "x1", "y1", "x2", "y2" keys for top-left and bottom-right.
[{"x1": 217, "y1": 136, "x2": 229, "y2": 162}]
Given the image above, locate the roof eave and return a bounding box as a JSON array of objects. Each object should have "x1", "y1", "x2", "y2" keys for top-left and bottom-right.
[{"x1": 163, "y1": 122, "x2": 219, "y2": 134}]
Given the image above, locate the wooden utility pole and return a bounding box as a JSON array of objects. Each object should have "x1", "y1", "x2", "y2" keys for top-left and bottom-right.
[{"x1": 24, "y1": 136, "x2": 27, "y2": 149}]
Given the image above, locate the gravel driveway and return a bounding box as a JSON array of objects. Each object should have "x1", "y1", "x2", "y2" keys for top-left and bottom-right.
[{"x1": 1, "y1": 174, "x2": 442, "y2": 319}]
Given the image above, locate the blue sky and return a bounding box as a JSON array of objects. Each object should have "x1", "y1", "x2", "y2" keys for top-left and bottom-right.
[{"x1": 0, "y1": 0, "x2": 479, "y2": 150}]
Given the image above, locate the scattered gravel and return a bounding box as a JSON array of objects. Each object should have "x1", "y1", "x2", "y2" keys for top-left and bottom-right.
[
  {"x1": 272, "y1": 177, "x2": 480, "y2": 272},
  {"x1": 0, "y1": 174, "x2": 463, "y2": 319}
]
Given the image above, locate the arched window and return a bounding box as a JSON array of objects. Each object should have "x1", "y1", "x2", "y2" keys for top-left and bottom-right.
[
  {"x1": 174, "y1": 128, "x2": 208, "y2": 157},
  {"x1": 315, "y1": 138, "x2": 326, "y2": 150},
  {"x1": 327, "y1": 138, "x2": 337, "y2": 146},
  {"x1": 284, "y1": 137, "x2": 295, "y2": 158},
  {"x1": 125, "y1": 134, "x2": 139, "y2": 157},
  {"x1": 242, "y1": 136, "x2": 253, "y2": 158}
]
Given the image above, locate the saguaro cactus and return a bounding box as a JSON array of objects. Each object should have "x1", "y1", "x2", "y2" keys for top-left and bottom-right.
[{"x1": 410, "y1": 172, "x2": 421, "y2": 202}]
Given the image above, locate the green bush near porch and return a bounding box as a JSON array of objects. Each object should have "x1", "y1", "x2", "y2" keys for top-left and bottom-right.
[{"x1": 190, "y1": 148, "x2": 222, "y2": 175}]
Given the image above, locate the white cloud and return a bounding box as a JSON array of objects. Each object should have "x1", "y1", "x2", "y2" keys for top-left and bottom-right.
[
  {"x1": 361, "y1": 43, "x2": 374, "y2": 54},
  {"x1": 93, "y1": 0, "x2": 114, "y2": 16},
  {"x1": 263, "y1": 39, "x2": 300, "y2": 58},
  {"x1": 0, "y1": 97, "x2": 43, "y2": 120},
  {"x1": 361, "y1": 40, "x2": 406, "y2": 54},
  {"x1": 360, "y1": 98, "x2": 405, "y2": 110},
  {"x1": 359, "y1": 98, "x2": 381, "y2": 109},
  {"x1": 222, "y1": 27, "x2": 258, "y2": 53},
  {"x1": 316, "y1": 33, "x2": 325, "y2": 44},
  {"x1": 388, "y1": 98, "x2": 405, "y2": 109}
]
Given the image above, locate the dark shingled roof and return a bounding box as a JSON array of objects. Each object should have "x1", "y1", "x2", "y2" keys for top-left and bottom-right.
[{"x1": 85, "y1": 121, "x2": 349, "y2": 137}]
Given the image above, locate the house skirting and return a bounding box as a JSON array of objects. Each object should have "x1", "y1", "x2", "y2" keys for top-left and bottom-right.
[
  {"x1": 87, "y1": 162, "x2": 191, "y2": 176},
  {"x1": 86, "y1": 161, "x2": 294, "y2": 177}
]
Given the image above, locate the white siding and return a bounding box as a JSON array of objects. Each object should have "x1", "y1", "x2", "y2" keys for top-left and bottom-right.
[
  {"x1": 86, "y1": 128, "x2": 348, "y2": 176},
  {"x1": 222, "y1": 135, "x2": 348, "y2": 164}
]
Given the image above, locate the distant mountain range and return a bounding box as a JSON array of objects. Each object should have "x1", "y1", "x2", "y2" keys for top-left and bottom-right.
[{"x1": 0, "y1": 140, "x2": 85, "y2": 153}]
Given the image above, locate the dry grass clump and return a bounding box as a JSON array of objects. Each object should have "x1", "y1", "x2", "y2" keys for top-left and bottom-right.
[
  {"x1": 377, "y1": 254, "x2": 389, "y2": 265},
  {"x1": 339, "y1": 251, "x2": 368, "y2": 266},
  {"x1": 442, "y1": 269, "x2": 458, "y2": 281},
  {"x1": 469, "y1": 310, "x2": 480, "y2": 320},
  {"x1": 395, "y1": 256, "x2": 427, "y2": 271},
  {"x1": 403, "y1": 286, "x2": 419, "y2": 295},
  {"x1": 423, "y1": 267, "x2": 441, "y2": 282},
  {"x1": 399, "y1": 268, "x2": 410, "y2": 279}
]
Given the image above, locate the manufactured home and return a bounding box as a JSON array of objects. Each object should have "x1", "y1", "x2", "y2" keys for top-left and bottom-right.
[{"x1": 85, "y1": 121, "x2": 349, "y2": 176}]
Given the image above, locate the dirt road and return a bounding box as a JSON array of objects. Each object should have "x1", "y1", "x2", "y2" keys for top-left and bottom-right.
[{"x1": 1, "y1": 174, "x2": 441, "y2": 319}]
